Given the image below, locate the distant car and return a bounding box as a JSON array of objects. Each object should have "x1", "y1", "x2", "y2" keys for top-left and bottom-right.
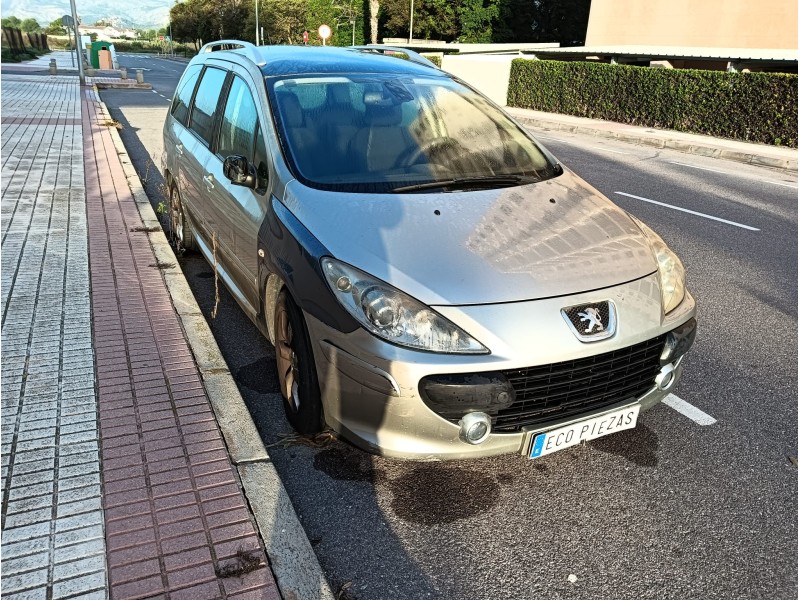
[{"x1": 162, "y1": 40, "x2": 696, "y2": 460}]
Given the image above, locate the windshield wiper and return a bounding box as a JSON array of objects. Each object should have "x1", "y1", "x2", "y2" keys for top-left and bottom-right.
[{"x1": 391, "y1": 175, "x2": 533, "y2": 194}]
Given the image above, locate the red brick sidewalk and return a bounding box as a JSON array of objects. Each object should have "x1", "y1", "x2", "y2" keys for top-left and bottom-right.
[{"x1": 82, "y1": 89, "x2": 280, "y2": 599}]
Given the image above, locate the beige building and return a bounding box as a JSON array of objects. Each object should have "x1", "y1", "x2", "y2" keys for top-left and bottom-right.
[{"x1": 585, "y1": 0, "x2": 797, "y2": 49}]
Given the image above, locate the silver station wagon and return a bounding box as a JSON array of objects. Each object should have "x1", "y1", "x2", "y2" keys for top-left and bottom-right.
[{"x1": 162, "y1": 41, "x2": 696, "y2": 460}]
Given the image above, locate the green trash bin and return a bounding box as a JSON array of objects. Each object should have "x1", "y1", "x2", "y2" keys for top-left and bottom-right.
[{"x1": 90, "y1": 41, "x2": 111, "y2": 69}]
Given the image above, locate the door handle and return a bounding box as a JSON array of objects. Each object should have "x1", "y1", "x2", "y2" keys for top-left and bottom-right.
[
  {"x1": 203, "y1": 174, "x2": 215, "y2": 191},
  {"x1": 175, "y1": 143, "x2": 183, "y2": 155}
]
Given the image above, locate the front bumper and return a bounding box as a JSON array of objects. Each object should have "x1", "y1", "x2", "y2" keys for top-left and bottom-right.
[{"x1": 304, "y1": 274, "x2": 696, "y2": 460}]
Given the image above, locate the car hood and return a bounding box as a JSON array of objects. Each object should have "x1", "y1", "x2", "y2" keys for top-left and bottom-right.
[{"x1": 281, "y1": 171, "x2": 658, "y2": 306}]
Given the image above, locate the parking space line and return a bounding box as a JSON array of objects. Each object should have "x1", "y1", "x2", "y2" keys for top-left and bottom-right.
[
  {"x1": 590, "y1": 145, "x2": 630, "y2": 155},
  {"x1": 614, "y1": 191, "x2": 760, "y2": 231},
  {"x1": 662, "y1": 394, "x2": 717, "y2": 425},
  {"x1": 764, "y1": 179, "x2": 798, "y2": 189},
  {"x1": 669, "y1": 161, "x2": 798, "y2": 189}
]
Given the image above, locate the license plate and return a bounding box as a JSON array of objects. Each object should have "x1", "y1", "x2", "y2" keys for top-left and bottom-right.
[{"x1": 529, "y1": 405, "x2": 640, "y2": 459}]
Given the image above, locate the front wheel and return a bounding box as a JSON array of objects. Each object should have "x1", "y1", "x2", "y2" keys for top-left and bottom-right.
[{"x1": 274, "y1": 289, "x2": 324, "y2": 434}]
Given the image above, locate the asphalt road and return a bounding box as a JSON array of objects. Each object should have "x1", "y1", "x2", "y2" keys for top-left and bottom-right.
[{"x1": 103, "y1": 54, "x2": 798, "y2": 600}]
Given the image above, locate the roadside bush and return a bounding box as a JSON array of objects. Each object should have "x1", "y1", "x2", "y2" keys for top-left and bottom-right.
[
  {"x1": 421, "y1": 53, "x2": 442, "y2": 68},
  {"x1": 507, "y1": 59, "x2": 798, "y2": 147}
]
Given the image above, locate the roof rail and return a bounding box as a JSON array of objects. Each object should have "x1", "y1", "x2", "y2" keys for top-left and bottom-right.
[
  {"x1": 349, "y1": 45, "x2": 439, "y2": 69},
  {"x1": 198, "y1": 39, "x2": 265, "y2": 67}
]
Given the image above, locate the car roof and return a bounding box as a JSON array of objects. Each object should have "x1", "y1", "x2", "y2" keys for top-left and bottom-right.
[{"x1": 211, "y1": 45, "x2": 446, "y2": 78}]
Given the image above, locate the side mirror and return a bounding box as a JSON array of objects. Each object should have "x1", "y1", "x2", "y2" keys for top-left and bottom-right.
[{"x1": 223, "y1": 155, "x2": 257, "y2": 189}]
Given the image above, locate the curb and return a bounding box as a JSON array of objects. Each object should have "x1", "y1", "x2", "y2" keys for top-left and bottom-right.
[
  {"x1": 94, "y1": 82, "x2": 153, "y2": 90},
  {"x1": 508, "y1": 112, "x2": 799, "y2": 174},
  {"x1": 94, "y1": 87, "x2": 335, "y2": 600}
]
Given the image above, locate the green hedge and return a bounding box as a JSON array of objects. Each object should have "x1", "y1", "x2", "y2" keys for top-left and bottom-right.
[
  {"x1": 507, "y1": 59, "x2": 798, "y2": 147},
  {"x1": 421, "y1": 53, "x2": 442, "y2": 68}
]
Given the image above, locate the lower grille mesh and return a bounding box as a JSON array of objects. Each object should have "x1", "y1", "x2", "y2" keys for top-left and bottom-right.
[{"x1": 495, "y1": 336, "x2": 665, "y2": 432}]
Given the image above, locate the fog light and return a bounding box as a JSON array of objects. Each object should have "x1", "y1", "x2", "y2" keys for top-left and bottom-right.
[
  {"x1": 661, "y1": 318, "x2": 697, "y2": 365},
  {"x1": 655, "y1": 363, "x2": 676, "y2": 391},
  {"x1": 459, "y1": 412, "x2": 492, "y2": 445}
]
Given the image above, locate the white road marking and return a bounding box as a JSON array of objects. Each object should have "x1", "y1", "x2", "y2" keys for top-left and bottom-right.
[
  {"x1": 590, "y1": 145, "x2": 630, "y2": 155},
  {"x1": 662, "y1": 393, "x2": 717, "y2": 426},
  {"x1": 614, "y1": 191, "x2": 760, "y2": 231},
  {"x1": 534, "y1": 134, "x2": 630, "y2": 155},
  {"x1": 151, "y1": 90, "x2": 158, "y2": 94},
  {"x1": 669, "y1": 161, "x2": 729, "y2": 175},
  {"x1": 669, "y1": 161, "x2": 798, "y2": 189},
  {"x1": 764, "y1": 179, "x2": 798, "y2": 189}
]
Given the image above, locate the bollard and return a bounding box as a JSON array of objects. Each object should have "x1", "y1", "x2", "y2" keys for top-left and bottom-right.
[
  {"x1": 120, "y1": 67, "x2": 127, "y2": 80},
  {"x1": 136, "y1": 69, "x2": 144, "y2": 84},
  {"x1": 49, "y1": 59, "x2": 57, "y2": 75}
]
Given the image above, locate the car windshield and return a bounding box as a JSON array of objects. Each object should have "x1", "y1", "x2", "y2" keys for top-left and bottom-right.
[{"x1": 266, "y1": 73, "x2": 558, "y2": 193}]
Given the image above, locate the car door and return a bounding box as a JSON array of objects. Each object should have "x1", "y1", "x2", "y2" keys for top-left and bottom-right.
[
  {"x1": 182, "y1": 65, "x2": 229, "y2": 243},
  {"x1": 203, "y1": 70, "x2": 270, "y2": 314},
  {"x1": 165, "y1": 63, "x2": 203, "y2": 221}
]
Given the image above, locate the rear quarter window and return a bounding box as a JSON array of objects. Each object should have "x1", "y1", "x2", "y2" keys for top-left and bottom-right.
[
  {"x1": 188, "y1": 67, "x2": 228, "y2": 146},
  {"x1": 170, "y1": 64, "x2": 202, "y2": 126}
]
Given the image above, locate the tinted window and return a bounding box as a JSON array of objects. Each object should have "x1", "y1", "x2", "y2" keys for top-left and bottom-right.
[
  {"x1": 171, "y1": 64, "x2": 201, "y2": 126},
  {"x1": 189, "y1": 67, "x2": 227, "y2": 146},
  {"x1": 218, "y1": 77, "x2": 258, "y2": 161}
]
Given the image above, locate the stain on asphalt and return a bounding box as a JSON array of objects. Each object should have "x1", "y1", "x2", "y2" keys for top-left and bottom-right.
[
  {"x1": 496, "y1": 472, "x2": 516, "y2": 484},
  {"x1": 235, "y1": 357, "x2": 277, "y2": 394},
  {"x1": 591, "y1": 423, "x2": 659, "y2": 467},
  {"x1": 390, "y1": 465, "x2": 499, "y2": 525},
  {"x1": 314, "y1": 445, "x2": 383, "y2": 483}
]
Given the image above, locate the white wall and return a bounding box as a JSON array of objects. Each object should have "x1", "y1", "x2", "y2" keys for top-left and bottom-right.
[{"x1": 441, "y1": 54, "x2": 519, "y2": 107}]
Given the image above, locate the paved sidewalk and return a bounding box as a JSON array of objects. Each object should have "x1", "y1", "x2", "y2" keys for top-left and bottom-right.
[{"x1": 1, "y1": 73, "x2": 279, "y2": 598}]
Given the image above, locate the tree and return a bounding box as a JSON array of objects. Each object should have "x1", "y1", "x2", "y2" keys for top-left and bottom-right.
[
  {"x1": 45, "y1": 19, "x2": 67, "y2": 35},
  {"x1": 20, "y1": 18, "x2": 41, "y2": 32},
  {"x1": 458, "y1": 0, "x2": 498, "y2": 43},
  {"x1": 522, "y1": 0, "x2": 591, "y2": 46},
  {"x1": 1, "y1": 16, "x2": 22, "y2": 28},
  {"x1": 380, "y1": 0, "x2": 458, "y2": 41},
  {"x1": 266, "y1": 0, "x2": 307, "y2": 44},
  {"x1": 171, "y1": 0, "x2": 214, "y2": 49},
  {"x1": 369, "y1": 0, "x2": 379, "y2": 43},
  {"x1": 333, "y1": 0, "x2": 365, "y2": 46}
]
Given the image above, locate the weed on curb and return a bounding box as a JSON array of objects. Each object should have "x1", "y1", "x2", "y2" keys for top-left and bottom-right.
[
  {"x1": 265, "y1": 430, "x2": 337, "y2": 450},
  {"x1": 215, "y1": 546, "x2": 264, "y2": 578}
]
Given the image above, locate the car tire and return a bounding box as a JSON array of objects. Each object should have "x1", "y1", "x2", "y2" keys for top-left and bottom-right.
[
  {"x1": 169, "y1": 183, "x2": 197, "y2": 251},
  {"x1": 274, "y1": 289, "x2": 324, "y2": 434}
]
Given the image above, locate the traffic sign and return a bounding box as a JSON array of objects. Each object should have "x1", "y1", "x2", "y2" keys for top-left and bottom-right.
[
  {"x1": 61, "y1": 15, "x2": 74, "y2": 26},
  {"x1": 318, "y1": 24, "x2": 331, "y2": 42}
]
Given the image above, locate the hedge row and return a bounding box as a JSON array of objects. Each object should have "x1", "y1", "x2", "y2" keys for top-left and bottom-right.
[{"x1": 507, "y1": 59, "x2": 798, "y2": 147}]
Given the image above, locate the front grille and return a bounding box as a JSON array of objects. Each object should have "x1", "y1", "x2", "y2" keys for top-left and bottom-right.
[{"x1": 495, "y1": 336, "x2": 665, "y2": 432}]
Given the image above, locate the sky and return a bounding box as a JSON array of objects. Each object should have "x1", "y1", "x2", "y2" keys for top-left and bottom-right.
[{"x1": 1, "y1": 0, "x2": 170, "y2": 29}]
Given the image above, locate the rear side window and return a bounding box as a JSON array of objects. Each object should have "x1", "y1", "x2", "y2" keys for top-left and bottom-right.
[
  {"x1": 170, "y1": 64, "x2": 201, "y2": 126},
  {"x1": 189, "y1": 67, "x2": 227, "y2": 146},
  {"x1": 218, "y1": 76, "x2": 258, "y2": 161}
]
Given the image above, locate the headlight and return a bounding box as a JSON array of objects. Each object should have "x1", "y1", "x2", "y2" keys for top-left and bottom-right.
[
  {"x1": 630, "y1": 216, "x2": 686, "y2": 314},
  {"x1": 321, "y1": 258, "x2": 488, "y2": 354}
]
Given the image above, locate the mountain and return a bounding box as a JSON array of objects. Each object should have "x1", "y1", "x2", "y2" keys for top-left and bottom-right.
[{"x1": 1, "y1": 0, "x2": 170, "y2": 29}]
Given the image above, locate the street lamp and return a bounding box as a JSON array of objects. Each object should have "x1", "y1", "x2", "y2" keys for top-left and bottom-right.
[
  {"x1": 408, "y1": 0, "x2": 414, "y2": 44},
  {"x1": 255, "y1": 0, "x2": 259, "y2": 45},
  {"x1": 68, "y1": 0, "x2": 85, "y2": 84}
]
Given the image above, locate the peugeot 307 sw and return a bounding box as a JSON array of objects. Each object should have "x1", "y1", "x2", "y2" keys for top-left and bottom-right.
[{"x1": 162, "y1": 41, "x2": 696, "y2": 460}]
